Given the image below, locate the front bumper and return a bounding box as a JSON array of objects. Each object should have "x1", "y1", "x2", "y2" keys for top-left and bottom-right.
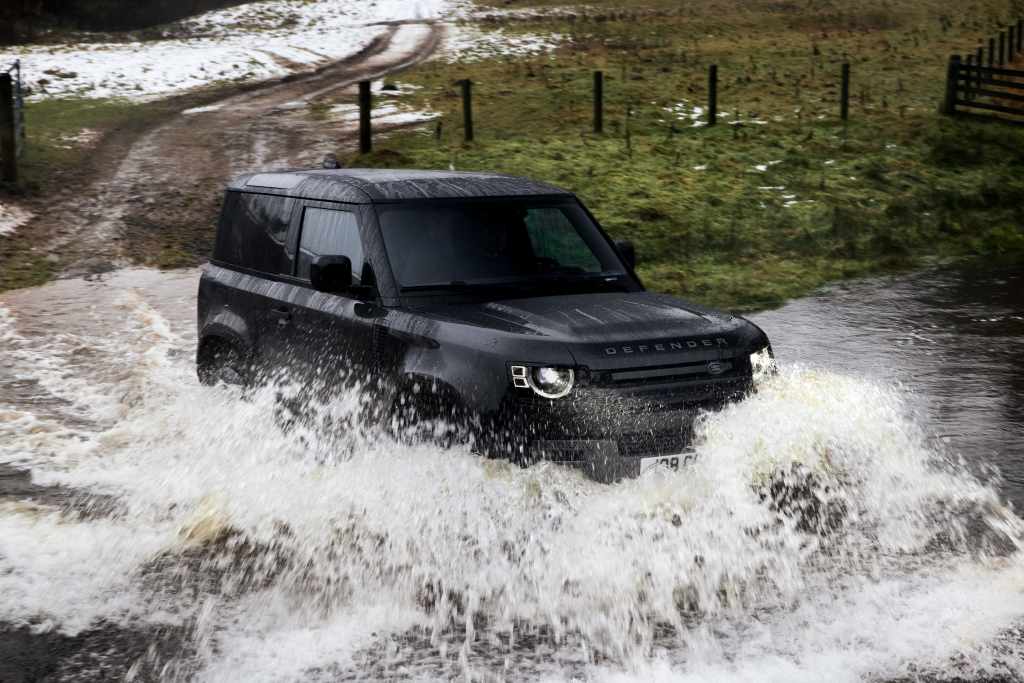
[{"x1": 485, "y1": 374, "x2": 751, "y2": 483}]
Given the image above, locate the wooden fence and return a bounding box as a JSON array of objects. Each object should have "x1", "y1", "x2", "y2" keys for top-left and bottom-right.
[
  {"x1": 945, "y1": 18, "x2": 1024, "y2": 125},
  {"x1": 355, "y1": 61, "x2": 857, "y2": 148},
  {"x1": 1, "y1": 59, "x2": 26, "y2": 183}
]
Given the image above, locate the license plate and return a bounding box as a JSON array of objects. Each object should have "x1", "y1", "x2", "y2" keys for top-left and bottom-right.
[{"x1": 640, "y1": 452, "x2": 697, "y2": 474}]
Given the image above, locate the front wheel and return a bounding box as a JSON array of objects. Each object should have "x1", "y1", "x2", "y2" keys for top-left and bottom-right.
[
  {"x1": 389, "y1": 387, "x2": 473, "y2": 449},
  {"x1": 197, "y1": 339, "x2": 250, "y2": 387}
]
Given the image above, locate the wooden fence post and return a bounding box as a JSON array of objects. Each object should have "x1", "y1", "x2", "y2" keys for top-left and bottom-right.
[
  {"x1": 0, "y1": 74, "x2": 16, "y2": 184},
  {"x1": 974, "y1": 45, "x2": 983, "y2": 89},
  {"x1": 358, "y1": 80, "x2": 372, "y2": 154},
  {"x1": 989, "y1": 37, "x2": 996, "y2": 67},
  {"x1": 460, "y1": 79, "x2": 474, "y2": 143},
  {"x1": 964, "y1": 55, "x2": 974, "y2": 100},
  {"x1": 840, "y1": 62, "x2": 850, "y2": 120},
  {"x1": 999, "y1": 31, "x2": 1007, "y2": 65},
  {"x1": 944, "y1": 55, "x2": 961, "y2": 116},
  {"x1": 707, "y1": 64, "x2": 718, "y2": 126},
  {"x1": 593, "y1": 70, "x2": 604, "y2": 134}
]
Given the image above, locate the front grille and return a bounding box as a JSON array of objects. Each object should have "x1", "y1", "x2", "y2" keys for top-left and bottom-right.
[
  {"x1": 617, "y1": 430, "x2": 689, "y2": 457},
  {"x1": 585, "y1": 357, "x2": 752, "y2": 411},
  {"x1": 605, "y1": 358, "x2": 746, "y2": 387}
]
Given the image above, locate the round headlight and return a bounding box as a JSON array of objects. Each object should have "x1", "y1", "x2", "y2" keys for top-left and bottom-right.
[{"x1": 528, "y1": 366, "x2": 575, "y2": 399}]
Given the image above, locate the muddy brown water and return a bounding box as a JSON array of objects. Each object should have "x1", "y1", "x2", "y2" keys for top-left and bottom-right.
[{"x1": 0, "y1": 264, "x2": 1022, "y2": 682}]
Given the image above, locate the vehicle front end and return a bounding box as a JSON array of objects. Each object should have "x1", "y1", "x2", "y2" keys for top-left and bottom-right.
[{"x1": 486, "y1": 316, "x2": 772, "y2": 482}]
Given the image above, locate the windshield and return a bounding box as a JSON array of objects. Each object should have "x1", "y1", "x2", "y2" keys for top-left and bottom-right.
[{"x1": 377, "y1": 200, "x2": 627, "y2": 292}]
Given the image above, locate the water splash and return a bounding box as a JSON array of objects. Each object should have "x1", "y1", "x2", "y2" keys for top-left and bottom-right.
[{"x1": 0, "y1": 270, "x2": 1022, "y2": 682}]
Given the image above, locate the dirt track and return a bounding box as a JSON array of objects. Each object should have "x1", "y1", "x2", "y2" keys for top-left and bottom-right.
[{"x1": 31, "y1": 22, "x2": 442, "y2": 279}]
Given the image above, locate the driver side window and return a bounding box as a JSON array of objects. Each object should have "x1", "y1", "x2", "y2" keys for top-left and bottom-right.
[
  {"x1": 524, "y1": 208, "x2": 603, "y2": 273},
  {"x1": 296, "y1": 207, "x2": 363, "y2": 283}
]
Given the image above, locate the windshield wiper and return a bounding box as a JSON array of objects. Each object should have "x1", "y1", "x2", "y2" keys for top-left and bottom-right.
[
  {"x1": 400, "y1": 272, "x2": 629, "y2": 294},
  {"x1": 400, "y1": 280, "x2": 519, "y2": 293}
]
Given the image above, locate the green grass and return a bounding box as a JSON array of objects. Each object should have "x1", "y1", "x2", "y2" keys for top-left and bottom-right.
[
  {"x1": 341, "y1": 0, "x2": 1024, "y2": 310},
  {"x1": 13, "y1": 97, "x2": 168, "y2": 194}
]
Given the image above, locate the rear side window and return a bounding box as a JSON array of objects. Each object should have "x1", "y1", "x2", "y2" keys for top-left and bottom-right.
[
  {"x1": 296, "y1": 207, "x2": 363, "y2": 283},
  {"x1": 214, "y1": 191, "x2": 296, "y2": 274}
]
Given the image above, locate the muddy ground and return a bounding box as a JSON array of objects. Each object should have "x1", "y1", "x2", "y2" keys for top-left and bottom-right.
[{"x1": 6, "y1": 21, "x2": 442, "y2": 283}]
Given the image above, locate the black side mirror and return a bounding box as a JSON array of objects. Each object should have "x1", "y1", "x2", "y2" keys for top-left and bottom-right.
[
  {"x1": 310, "y1": 255, "x2": 352, "y2": 294},
  {"x1": 615, "y1": 239, "x2": 637, "y2": 270}
]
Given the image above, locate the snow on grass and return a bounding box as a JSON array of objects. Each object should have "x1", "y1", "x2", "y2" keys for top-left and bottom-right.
[
  {"x1": 0, "y1": 202, "x2": 34, "y2": 237},
  {"x1": 661, "y1": 100, "x2": 772, "y2": 128},
  {"x1": 439, "y1": 23, "x2": 566, "y2": 63},
  {"x1": 1, "y1": 1, "x2": 471, "y2": 101},
  {"x1": 328, "y1": 101, "x2": 438, "y2": 127}
]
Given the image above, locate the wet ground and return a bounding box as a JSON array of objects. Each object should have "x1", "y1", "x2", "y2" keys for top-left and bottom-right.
[
  {"x1": 0, "y1": 264, "x2": 1022, "y2": 681},
  {"x1": 754, "y1": 265, "x2": 1024, "y2": 510}
]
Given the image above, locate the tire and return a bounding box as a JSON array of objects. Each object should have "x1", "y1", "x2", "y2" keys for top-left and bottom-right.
[
  {"x1": 197, "y1": 338, "x2": 250, "y2": 387},
  {"x1": 390, "y1": 384, "x2": 471, "y2": 449}
]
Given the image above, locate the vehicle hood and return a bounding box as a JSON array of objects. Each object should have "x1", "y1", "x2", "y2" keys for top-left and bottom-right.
[{"x1": 409, "y1": 292, "x2": 768, "y2": 368}]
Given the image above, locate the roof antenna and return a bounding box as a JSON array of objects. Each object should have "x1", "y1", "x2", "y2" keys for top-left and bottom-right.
[{"x1": 322, "y1": 153, "x2": 340, "y2": 170}]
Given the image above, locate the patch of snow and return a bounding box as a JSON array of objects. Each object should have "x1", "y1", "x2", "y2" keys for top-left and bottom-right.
[
  {"x1": 3, "y1": 1, "x2": 472, "y2": 101},
  {"x1": 374, "y1": 81, "x2": 422, "y2": 96},
  {"x1": 328, "y1": 101, "x2": 437, "y2": 127},
  {"x1": 182, "y1": 104, "x2": 224, "y2": 115},
  {"x1": 752, "y1": 160, "x2": 783, "y2": 172},
  {"x1": 57, "y1": 127, "x2": 102, "y2": 149},
  {"x1": 0, "y1": 202, "x2": 34, "y2": 237},
  {"x1": 439, "y1": 23, "x2": 565, "y2": 63}
]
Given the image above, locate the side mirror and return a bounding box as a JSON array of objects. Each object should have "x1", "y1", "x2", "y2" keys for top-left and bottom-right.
[
  {"x1": 310, "y1": 255, "x2": 352, "y2": 294},
  {"x1": 615, "y1": 239, "x2": 637, "y2": 270}
]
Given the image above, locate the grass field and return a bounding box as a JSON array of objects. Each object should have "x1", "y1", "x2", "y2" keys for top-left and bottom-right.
[
  {"x1": 3, "y1": 0, "x2": 1024, "y2": 308},
  {"x1": 347, "y1": 0, "x2": 1024, "y2": 310}
]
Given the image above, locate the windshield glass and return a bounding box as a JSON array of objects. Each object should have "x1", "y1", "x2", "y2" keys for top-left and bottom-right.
[{"x1": 377, "y1": 201, "x2": 626, "y2": 291}]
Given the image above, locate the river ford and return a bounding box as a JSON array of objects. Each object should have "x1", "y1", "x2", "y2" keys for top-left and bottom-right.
[{"x1": 0, "y1": 265, "x2": 1022, "y2": 681}]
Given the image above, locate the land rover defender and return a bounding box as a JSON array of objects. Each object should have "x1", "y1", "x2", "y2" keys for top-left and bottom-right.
[{"x1": 196, "y1": 169, "x2": 772, "y2": 482}]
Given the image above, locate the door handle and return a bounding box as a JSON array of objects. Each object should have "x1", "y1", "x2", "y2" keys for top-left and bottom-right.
[{"x1": 269, "y1": 307, "x2": 291, "y2": 326}]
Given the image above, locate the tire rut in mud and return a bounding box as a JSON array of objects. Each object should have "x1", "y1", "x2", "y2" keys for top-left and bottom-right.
[{"x1": 14, "y1": 22, "x2": 442, "y2": 283}]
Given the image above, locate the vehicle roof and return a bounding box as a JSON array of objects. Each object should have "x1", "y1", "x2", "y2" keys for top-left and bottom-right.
[{"x1": 227, "y1": 169, "x2": 573, "y2": 204}]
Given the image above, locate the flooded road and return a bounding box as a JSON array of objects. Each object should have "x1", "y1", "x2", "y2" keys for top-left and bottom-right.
[
  {"x1": 753, "y1": 266, "x2": 1024, "y2": 510},
  {"x1": 1, "y1": 265, "x2": 1022, "y2": 682}
]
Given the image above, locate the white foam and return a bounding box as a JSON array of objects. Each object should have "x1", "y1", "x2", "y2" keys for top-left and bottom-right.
[{"x1": 0, "y1": 269, "x2": 1021, "y2": 679}]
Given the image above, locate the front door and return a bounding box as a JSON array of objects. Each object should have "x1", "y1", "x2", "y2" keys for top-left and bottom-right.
[{"x1": 287, "y1": 203, "x2": 382, "y2": 406}]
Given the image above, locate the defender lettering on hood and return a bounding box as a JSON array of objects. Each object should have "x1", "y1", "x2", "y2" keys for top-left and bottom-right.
[
  {"x1": 604, "y1": 338, "x2": 729, "y2": 356},
  {"x1": 198, "y1": 168, "x2": 773, "y2": 485}
]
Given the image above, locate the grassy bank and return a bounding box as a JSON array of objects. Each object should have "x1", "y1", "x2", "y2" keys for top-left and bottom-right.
[{"x1": 346, "y1": 0, "x2": 1024, "y2": 310}]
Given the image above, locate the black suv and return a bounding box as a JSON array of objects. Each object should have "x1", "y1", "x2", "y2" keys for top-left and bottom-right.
[{"x1": 197, "y1": 169, "x2": 771, "y2": 482}]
